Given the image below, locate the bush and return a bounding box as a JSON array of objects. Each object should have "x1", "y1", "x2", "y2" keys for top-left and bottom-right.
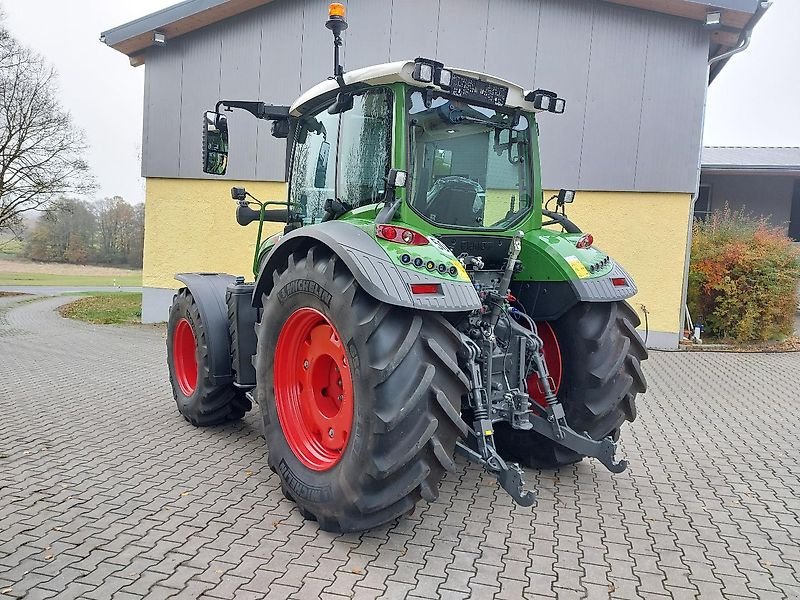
[{"x1": 688, "y1": 206, "x2": 800, "y2": 343}]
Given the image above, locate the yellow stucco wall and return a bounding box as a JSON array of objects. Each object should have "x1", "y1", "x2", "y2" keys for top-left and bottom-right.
[
  {"x1": 143, "y1": 178, "x2": 287, "y2": 288},
  {"x1": 546, "y1": 190, "x2": 693, "y2": 334},
  {"x1": 144, "y1": 178, "x2": 691, "y2": 335}
]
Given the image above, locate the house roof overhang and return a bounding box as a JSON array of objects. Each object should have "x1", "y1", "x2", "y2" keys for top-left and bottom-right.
[
  {"x1": 701, "y1": 147, "x2": 800, "y2": 177},
  {"x1": 100, "y1": 0, "x2": 762, "y2": 67}
]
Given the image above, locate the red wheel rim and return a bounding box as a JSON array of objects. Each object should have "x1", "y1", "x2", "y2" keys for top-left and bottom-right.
[
  {"x1": 526, "y1": 321, "x2": 562, "y2": 408},
  {"x1": 173, "y1": 318, "x2": 199, "y2": 396},
  {"x1": 274, "y1": 307, "x2": 354, "y2": 471}
]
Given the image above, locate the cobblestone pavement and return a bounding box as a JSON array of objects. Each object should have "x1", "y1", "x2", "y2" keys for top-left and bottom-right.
[{"x1": 1, "y1": 293, "x2": 799, "y2": 599}]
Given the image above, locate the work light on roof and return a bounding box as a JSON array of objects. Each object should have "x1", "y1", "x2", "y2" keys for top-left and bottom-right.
[
  {"x1": 413, "y1": 62, "x2": 434, "y2": 84},
  {"x1": 525, "y1": 89, "x2": 566, "y2": 114},
  {"x1": 436, "y1": 68, "x2": 452, "y2": 89}
]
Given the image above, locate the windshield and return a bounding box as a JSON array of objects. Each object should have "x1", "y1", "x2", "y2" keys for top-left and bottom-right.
[{"x1": 407, "y1": 91, "x2": 532, "y2": 230}]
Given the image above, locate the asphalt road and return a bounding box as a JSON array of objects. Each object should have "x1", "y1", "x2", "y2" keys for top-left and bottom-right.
[{"x1": 0, "y1": 286, "x2": 141, "y2": 295}]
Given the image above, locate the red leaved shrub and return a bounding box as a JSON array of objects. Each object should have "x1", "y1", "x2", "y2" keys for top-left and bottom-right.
[{"x1": 688, "y1": 206, "x2": 800, "y2": 343}]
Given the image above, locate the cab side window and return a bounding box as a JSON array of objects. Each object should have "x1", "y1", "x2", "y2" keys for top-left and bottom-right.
[
  {"x1": 338, "y1": 89, "x2": 393, "y2": 209},
  {"x1": 289, "y1": 108, "x2": 340, "y2": 224},
  {"x1": 289, "y1": 88, "x2": 392, "y2": 223}
]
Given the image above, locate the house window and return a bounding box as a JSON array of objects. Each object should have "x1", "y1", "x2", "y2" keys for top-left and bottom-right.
[{"x1": 694, "y1": 184, "x2": 712, "y2": 221}]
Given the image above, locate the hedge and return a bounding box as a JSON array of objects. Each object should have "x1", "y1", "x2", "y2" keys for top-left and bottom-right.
[{"x1": 688, "y1": 206, "x2": 800, "y2": 343}]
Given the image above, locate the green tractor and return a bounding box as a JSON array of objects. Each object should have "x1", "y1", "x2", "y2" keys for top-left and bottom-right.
[{"x1": 166, "y1": 5, "x2": 647, "y2": 532}]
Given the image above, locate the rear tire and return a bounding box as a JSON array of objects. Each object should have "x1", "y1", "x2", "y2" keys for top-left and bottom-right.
[
  {"x1": 494, "y1": 300, "x2": 647, "y2": 468},
  {"x1": 256, "y1": 245, "x2": 470, "y2": 533},
  {"x1": 166, "y1": 289, "x2": 251, "y2": 426}
]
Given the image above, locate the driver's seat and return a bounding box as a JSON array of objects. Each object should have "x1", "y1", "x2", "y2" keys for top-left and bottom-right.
[{"x1": 426, "y1": 181, "x2": 482, "y2": 226}]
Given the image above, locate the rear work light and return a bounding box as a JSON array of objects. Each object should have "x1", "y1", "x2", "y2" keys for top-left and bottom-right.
[
  {"x1": 410, "y1": 283, "x2": 442, "y2": 295},
  {"x1": 376, "y1": 224, "x2": 429, "y2": 246},
  {"x1": 611, "y1": 277, "x2": 628, "y2": 287}
]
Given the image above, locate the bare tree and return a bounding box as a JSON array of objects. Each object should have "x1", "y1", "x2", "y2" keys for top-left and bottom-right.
[{"x1": 0, "y1": 15, "x2": 92, "y2": 236}]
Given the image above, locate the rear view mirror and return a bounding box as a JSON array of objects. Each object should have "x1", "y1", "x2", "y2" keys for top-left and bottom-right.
[
  {"x1": 328, "y1": 92, "x2": 354, "y2": 115},
  {"x1": 203, "y1": 111, "x2": 229, "y2": 175},
  {"x1": 314, "y1": 141, "x2": 330, "y2": 188}
]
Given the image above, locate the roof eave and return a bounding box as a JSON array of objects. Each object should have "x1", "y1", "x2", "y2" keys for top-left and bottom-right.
[
  {"x1": 101, "y1": 0, "x2": 761, "y2": 66},
  {"x1": 100, "y1": 0, "x2": 275, "y2": 65},
  {"x1": 702, "y1": 166, "x2": 800, "y2": 176}
]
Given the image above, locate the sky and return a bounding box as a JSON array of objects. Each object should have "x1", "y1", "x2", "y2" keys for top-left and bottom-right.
[{"x1": 1, "y1": 0, "x2": 798, "y2": 205}]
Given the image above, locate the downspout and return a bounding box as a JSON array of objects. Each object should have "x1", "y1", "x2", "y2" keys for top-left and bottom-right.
[
  {"x1": 708, "y1": 30, "x2": 752, "y2": 66},
  {"x1": 678, "y1": 1, "x2": 771, "y2": 347},
  {"x1": 708, "y1": 1, "x2": 771, "y2": 81}
]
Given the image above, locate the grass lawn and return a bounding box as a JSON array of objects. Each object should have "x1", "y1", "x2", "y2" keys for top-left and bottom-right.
[
  {"x1": 58, "y1": 293, "x2": 143, "y2": 325},
  {"x1": 0, "y1": 271, "x2": 142, "y2": 287}
]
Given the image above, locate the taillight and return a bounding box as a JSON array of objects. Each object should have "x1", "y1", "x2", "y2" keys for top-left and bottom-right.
[
  {"x1": 576, "y1": 233, "x2": 593, "y2": 249},
  {"x1": 376, "y1": 224, "x2": 429, "y2": 246},
  {"x1": 611, "y1": 277, "x2": 628, "y2": 287},
  {"x1": 410, "y1": 283, "x2": 442, "y2": 295}
]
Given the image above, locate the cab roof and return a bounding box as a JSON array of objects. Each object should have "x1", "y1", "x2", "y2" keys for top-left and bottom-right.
[{"x1": 289, "y1": 60, "x2": 538, "y2": 116}]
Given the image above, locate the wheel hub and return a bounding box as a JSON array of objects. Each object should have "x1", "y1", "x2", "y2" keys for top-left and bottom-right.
[
  {"x1": 274, "y1": 307, "x2": 354, "y2": 471},
  {"x1": 173, "y1": 318, "x2": 198, "y2": 396}
]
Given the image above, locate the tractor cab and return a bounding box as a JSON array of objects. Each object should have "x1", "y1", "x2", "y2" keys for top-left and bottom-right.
[{"x1": 204, "y1": 56, "x2": 566, "y2": 236}]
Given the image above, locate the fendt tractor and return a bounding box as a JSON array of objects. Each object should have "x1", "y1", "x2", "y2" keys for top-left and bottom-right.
[{"x1": 166, "y1": 4, "x2": 647, "y2": 532}]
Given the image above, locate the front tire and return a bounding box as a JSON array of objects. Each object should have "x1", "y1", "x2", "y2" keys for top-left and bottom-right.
[
  {"x1": 166, "y1": 289, "x2": 251, "y2": 426},
  {"x1": 256, "y1": 246, "x2": 470, "y2": 532},
  {"x1": 495, "y1": 300, "x2": 647, "y2": 467}
]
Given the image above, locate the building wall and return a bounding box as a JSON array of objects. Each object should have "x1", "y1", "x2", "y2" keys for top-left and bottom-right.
[
  {"x1": 141, "y1": 0, "x2": 710, "y2": 193},
  {"x1": 552, "y1": 191, "x2": 692, "y2": 348},
  {"x1": 700, "y1": 173, "x2": 797, "y2": 232},
  {"x1": 138, "y1": 0, "x2": 714, "y2": 348},
  {"x1": 142, "y1": 178, "x2": 286, "y2": 291},
  {"x1": 142, "y1": 177, "x2": 690, "y2": 348}
]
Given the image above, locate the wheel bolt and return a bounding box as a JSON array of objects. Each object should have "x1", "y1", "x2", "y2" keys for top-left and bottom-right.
[
  {"x1": 328, "y1": 428, "x2": 335, "y2": 438},
  {"x1": 337, "y1": 379, "x2": 342, "y2": 387},
  {"x1": 303, "y1": 360, "x2": 309, "y2": 369},
  {"x1": 338, "y1": 395, "x2": 343, "y2": 402}
]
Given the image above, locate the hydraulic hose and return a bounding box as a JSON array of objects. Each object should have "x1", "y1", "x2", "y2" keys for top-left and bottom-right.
[{"x1": 541, "y1": 209, "x2": 581, "y2": 234}]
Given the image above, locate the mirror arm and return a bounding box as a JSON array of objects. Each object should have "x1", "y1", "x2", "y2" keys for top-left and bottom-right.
[{"x1": 216, "y1": 100, "x2": 290, "y2": 121}]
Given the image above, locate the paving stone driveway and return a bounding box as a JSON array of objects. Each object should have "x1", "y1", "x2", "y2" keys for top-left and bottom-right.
[{"x1": 1, "y1": 293, "x2": 799, "y2": 599}]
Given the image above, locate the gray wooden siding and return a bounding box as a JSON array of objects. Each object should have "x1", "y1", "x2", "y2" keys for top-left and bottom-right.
[{"x1": 141, "y1": 0, "x2": 710, "y2": 193}]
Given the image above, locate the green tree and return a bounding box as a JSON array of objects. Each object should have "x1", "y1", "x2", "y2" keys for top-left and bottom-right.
[
  {"x1": 24, "y1": 198, "x2": 96, "y2": 262},
  {"x1": 64, "y1": 232, "x2": 89, "y2": 264},
  {"x1": 96, "y1": 196, "x2": 135, "y2": 263},
  {"x1": 126, "y1": 203, "x2": 145, "y2": 268}
]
